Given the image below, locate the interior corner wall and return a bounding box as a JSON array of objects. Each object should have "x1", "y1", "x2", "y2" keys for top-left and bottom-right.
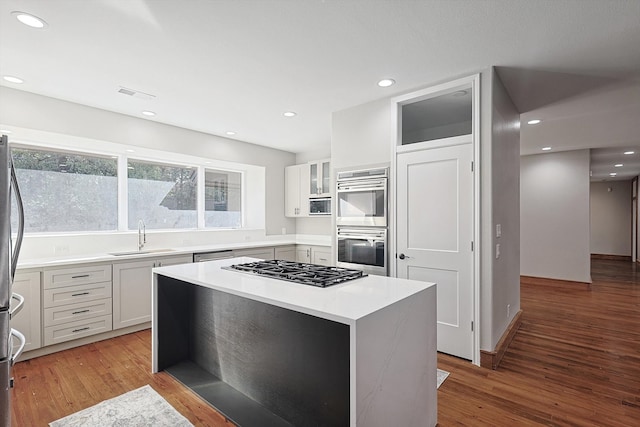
[
  {"x1": 590, "y1": 180, "x2": 632, "y2": 256},
  {"x1": 330, "y1": 98, "x2": 392, "y2": 169},
  {"x1": 520, "y1": 149, "x2": 591, "y2": 283},
  {"x1": 488, "y1": 69, "x2": 521, "y2": 350},
  {"x1": 0, "y1": 86, "x2": 296, "y2": 236}
]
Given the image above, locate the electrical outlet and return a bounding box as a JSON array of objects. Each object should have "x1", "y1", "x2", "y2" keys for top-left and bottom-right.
[
  {"x1": 496, "y1": 224, "x2": 502, "y2": 238},
  {"x1": 495, "y1": 243, "x2": 500, "y2": 259},
  {"x1": 507, "y1": 304, "x2": 511, "y2": 318}
]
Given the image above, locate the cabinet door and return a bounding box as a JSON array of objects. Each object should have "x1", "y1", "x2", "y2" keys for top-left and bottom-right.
[
  {"x1": 155, "y1": 255, "x2": 192, "y2": 268},
  {"x1": 275, "y1": 245, "x2": 296, "y2": 262},
  {"x1": 285, "y1": 164, "x2": 309, "y2": 217},
  {"x1": 112, "y1": 260, "x2": 155, "y2": 330},
  {"x1": 234, "y1": 248, "x2": 275, "y2": 260},
  {"x1": 312, "y1": 248, "x2": 332, "y2": 266},
  {"x1": 296, "y1": 246, "x2": 311, "y2": 263},
  {"x1": 11, "y1": 271, "x2": 42, "y2": 352},
  {"x1": 321, "y1": 160, "x2": 331, "y2": 196},
  {"x1": 285, "y1": 165, "x2": 301, "y2": 217}
]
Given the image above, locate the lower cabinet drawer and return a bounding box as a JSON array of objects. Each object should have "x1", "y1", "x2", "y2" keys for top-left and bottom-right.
[
  {"x1": 44, "y1": 298, "x2": 112, "y2": 327},
  {"x1": 43, "y1": 315, "x2": 113, "y2": 346},
  {"x1": 44, "y1": 281, "x2": 112, "y2": 308}
]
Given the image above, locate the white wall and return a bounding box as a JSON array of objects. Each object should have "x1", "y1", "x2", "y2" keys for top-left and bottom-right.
[
  {"x1": 1, "y1": 87, "x2": 297, "y2": 258},
  {"x1": 521, "y1": 149, "x2": 591, "y2": 282},
  {"x1": 486, "y1": 70, "x2": 521, "y2": 350},
  {"x1": 590, "y1": 180, "x2": 632, "y2": 256},
  {"x1": 331, "y1": 98, "x2": 392, "y2": 169}
]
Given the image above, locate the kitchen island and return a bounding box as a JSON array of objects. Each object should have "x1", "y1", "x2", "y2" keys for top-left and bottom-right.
[{"x1": 152, "y1": 257, "x2": 437, "y2": 427}]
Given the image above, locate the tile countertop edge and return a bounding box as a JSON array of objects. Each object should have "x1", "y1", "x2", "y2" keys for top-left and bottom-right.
[
  {"x1": 16, "y1": 234, "x2": 332, "y2": 270},
  {"x1": 152, "y1": 257, "x2": 435, "y2": 323}
]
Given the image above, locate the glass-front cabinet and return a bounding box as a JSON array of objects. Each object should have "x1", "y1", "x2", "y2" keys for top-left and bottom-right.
[{"x1": 309, "y1": 159, "x2": 331, "y2": 197}]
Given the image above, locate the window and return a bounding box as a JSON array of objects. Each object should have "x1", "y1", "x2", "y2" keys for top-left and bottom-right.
[
  {"x1": 204, "y1": 169, "x2": 242, "y2": 228},
  {"x1": 127, "y1": 159, "x2": 197, "y2": 229},
  {"x1": 11, "y1": 147, "x2": 118, "y2": 232}
]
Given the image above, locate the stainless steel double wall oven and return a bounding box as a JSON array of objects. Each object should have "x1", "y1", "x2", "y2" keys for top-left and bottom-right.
[{"x1": 336, "y1": 167, "x2": 388, "y2": 276}]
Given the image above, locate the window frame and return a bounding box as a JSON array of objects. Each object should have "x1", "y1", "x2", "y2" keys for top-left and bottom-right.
[{"x1": 10, "y1": 141, "x2": 249, "y2": 235}]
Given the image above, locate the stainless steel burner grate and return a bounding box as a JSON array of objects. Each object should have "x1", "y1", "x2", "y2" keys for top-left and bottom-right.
[{"x1": 223, "y1": 259, "x2": 366, "y2": 287}]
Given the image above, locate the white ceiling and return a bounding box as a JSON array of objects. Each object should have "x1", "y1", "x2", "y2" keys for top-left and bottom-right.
[{"x1": 1, "y1": 0, "x2": 639, "y2": 179}]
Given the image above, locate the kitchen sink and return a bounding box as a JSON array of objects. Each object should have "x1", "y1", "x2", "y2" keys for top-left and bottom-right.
[{"x1": 109, "y1": 248, "x2": 176, "y2": 256}]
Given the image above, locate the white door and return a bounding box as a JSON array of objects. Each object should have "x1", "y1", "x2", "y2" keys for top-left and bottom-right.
[{"x1": 396, "y1": 143, "x2": 474, "y2": 360}]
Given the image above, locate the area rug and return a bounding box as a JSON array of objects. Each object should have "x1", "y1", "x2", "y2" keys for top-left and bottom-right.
[
  {"x1": 437, "y1": 369, "x2": 450, "y2": 389},
  {"x1": 49, "y1": 385, "x2": 193, "y2": 427}
]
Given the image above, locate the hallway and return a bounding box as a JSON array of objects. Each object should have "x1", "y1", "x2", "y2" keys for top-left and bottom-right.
[{"x1": 437, "y1": 258, "x2": 640, "y2": 426}]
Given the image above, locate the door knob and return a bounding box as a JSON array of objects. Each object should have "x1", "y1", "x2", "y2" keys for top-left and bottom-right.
[{"x1": 398, "y1": 253, "x2": 406, "y2": 260}]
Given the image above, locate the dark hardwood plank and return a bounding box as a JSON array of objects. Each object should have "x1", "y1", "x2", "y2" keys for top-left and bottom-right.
[
  {"x1": 438, "y1": 259, "x2": 640, "y2": 426},
  {"x1": 11, "y1": 258, "x2": 640, "y2": 426}
]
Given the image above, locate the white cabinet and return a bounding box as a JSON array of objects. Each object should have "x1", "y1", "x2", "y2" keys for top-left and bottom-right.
[
  {"x1": 309, "y1": 159, "x2": 331, "y2": 197},
  {"x1": 11, "y1": 271, "x2": 42, "y2": 352},
  {"x1": 113, "y1": 255, "x2": 191, "y2": 330},
  {"x1": 296, "y1": 246, "x2": 312, "y2": 263},
  {"x1": 296, "y1": 245, "x2": 332, "y2": 265},
  {"x1": 234, "y1": 247, "x2": 275, "y2": 260},
  {"x1": 285, "y1": 164, "x2": 309, "y2": 217},
  {"x1": 43, "y1": 263, "x2": 113, "y2": 346},
  {"x1": 312, "y1": 248, "x2": 332, "y2": 266},
  {"x1": 275, "y1": 245, "x2": 296, "y2": 261}
]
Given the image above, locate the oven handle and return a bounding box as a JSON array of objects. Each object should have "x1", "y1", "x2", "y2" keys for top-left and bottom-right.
[
  {"x1": 337, "y1": 179, "x2": 386, "y2": 191},
  {"x1": 337, "y1": 229, "x2": 386, "y2": 240}
]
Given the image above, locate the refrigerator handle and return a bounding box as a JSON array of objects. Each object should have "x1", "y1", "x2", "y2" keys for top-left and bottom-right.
[
  {"x1": 10, "y1": 329, "x2": 26, "y2": 366},
  {"x1": 10, "y1": 292, "x2": 25, "y2": 318},
  {"x1": 10, "y1": 158, "x2": 24, "y2": 281}
]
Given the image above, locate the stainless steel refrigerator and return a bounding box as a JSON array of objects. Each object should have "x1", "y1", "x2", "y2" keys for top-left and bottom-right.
[{"x1": 1, "y1": 134, "x2": 26, "y2": 427}]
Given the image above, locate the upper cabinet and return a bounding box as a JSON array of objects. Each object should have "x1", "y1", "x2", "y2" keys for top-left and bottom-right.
[
  {"x1": 309, "y1": 159, "x2": 331, "y2": 197},
  {"x1": 285, "y1": 164, "x2": 310, "y2": 217},
  {"x1": 285, "y1": 159, "x2": 332, "y2": 218}
]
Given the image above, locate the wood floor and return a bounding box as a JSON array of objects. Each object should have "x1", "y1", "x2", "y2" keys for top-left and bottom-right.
[{"x1": 10, "y1": 259, "x2": 640, "y2": 426}]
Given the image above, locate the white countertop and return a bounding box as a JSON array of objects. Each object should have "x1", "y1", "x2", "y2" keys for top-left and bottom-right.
[
  {"x1": 153, "y1": 257, "x2": 435, "y2": 324},
  {"x1": 17, "y1": 235, "x2": 331, "y2": 269}
]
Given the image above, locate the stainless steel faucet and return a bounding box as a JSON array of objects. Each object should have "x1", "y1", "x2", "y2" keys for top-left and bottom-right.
[{"x1": 138, "y1": 219, "x2": 146, "y2": 251}]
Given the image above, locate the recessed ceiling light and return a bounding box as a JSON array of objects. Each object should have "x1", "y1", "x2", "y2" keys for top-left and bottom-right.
[
  {"x1": 0, "y1": 129, "x2": 12, "y2": 134},
  {"x1": 452, "y1": 90, "x2": 468, "y2": 97},
  {"x1": 3, "y1": 75, "x2": 24, "y2": 84},
  {"x1": 283, "y1": 111, "x2": 296, "y2": 117},
  {"x1": 141, "y1": 111, "x2": 156, "y2": 117},
  {"x1": 624, "y1": 151, "x2": 635, "y2": 155},
  {"x1": 614, "y1": 164, "x2": 623, "y2": 168},
  {"x1": 125, "y1": 149, "x2": 135, "y2": 153},
  {"x1": 542, "y1": 147, "x2": 552, "y2": 151},
  {"x1": 226, "y1": 131, "x2": 236, "y2": 136},
  {"x1": 610, "y1": 173, "x2": 617, "y2": 177},
  {"x1": 527, "y1": 119, "x2": 542, "y2": 125},
  {"x1": 377, "y1": 79, "x2": 395, "y2": 88},
  {"x1": 12, "y1": 11, "x2": 48, "y2": 29}
]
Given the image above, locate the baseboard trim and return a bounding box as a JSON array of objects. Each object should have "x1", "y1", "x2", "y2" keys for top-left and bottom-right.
[
  {"x1": 520, "y1": 275, "x2": 591, "y2": 288},
  {"x1": 19, "y1": 323, "x2": 151, "y2": 361},
  {"x1": 591, "y1": 253, "x2": 632, "y2": 261},
  {"x1": 480, "y1": 309, "x2": 522, "y2": 370}
]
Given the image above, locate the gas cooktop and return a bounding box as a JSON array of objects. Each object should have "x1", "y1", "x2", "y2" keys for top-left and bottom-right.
[{"x1": 223, "y1": 259, "x2": 367, "y2": 288}]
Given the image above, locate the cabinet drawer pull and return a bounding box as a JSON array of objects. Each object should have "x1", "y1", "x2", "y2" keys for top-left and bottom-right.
[
  {"x1": 71, "y1": 274, "x2": 90, "y2": 279},
  {"x1": 71, "y1": 292, "x2": 90, "y2": 297},
  {"x1": 72, "y1": 327, "x2": 90, "y2": 333},
  {"x1": 72, "y1": 309, "x2": 90, "y2": 315}
]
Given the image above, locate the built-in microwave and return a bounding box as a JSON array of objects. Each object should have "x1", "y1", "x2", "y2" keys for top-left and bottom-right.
[
  {"x1": 309, "y1": 197, "x2": 331, "y2": 215},
  {"x1": 336, "y1": 167, "x2": 387, "y2": 227}
]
